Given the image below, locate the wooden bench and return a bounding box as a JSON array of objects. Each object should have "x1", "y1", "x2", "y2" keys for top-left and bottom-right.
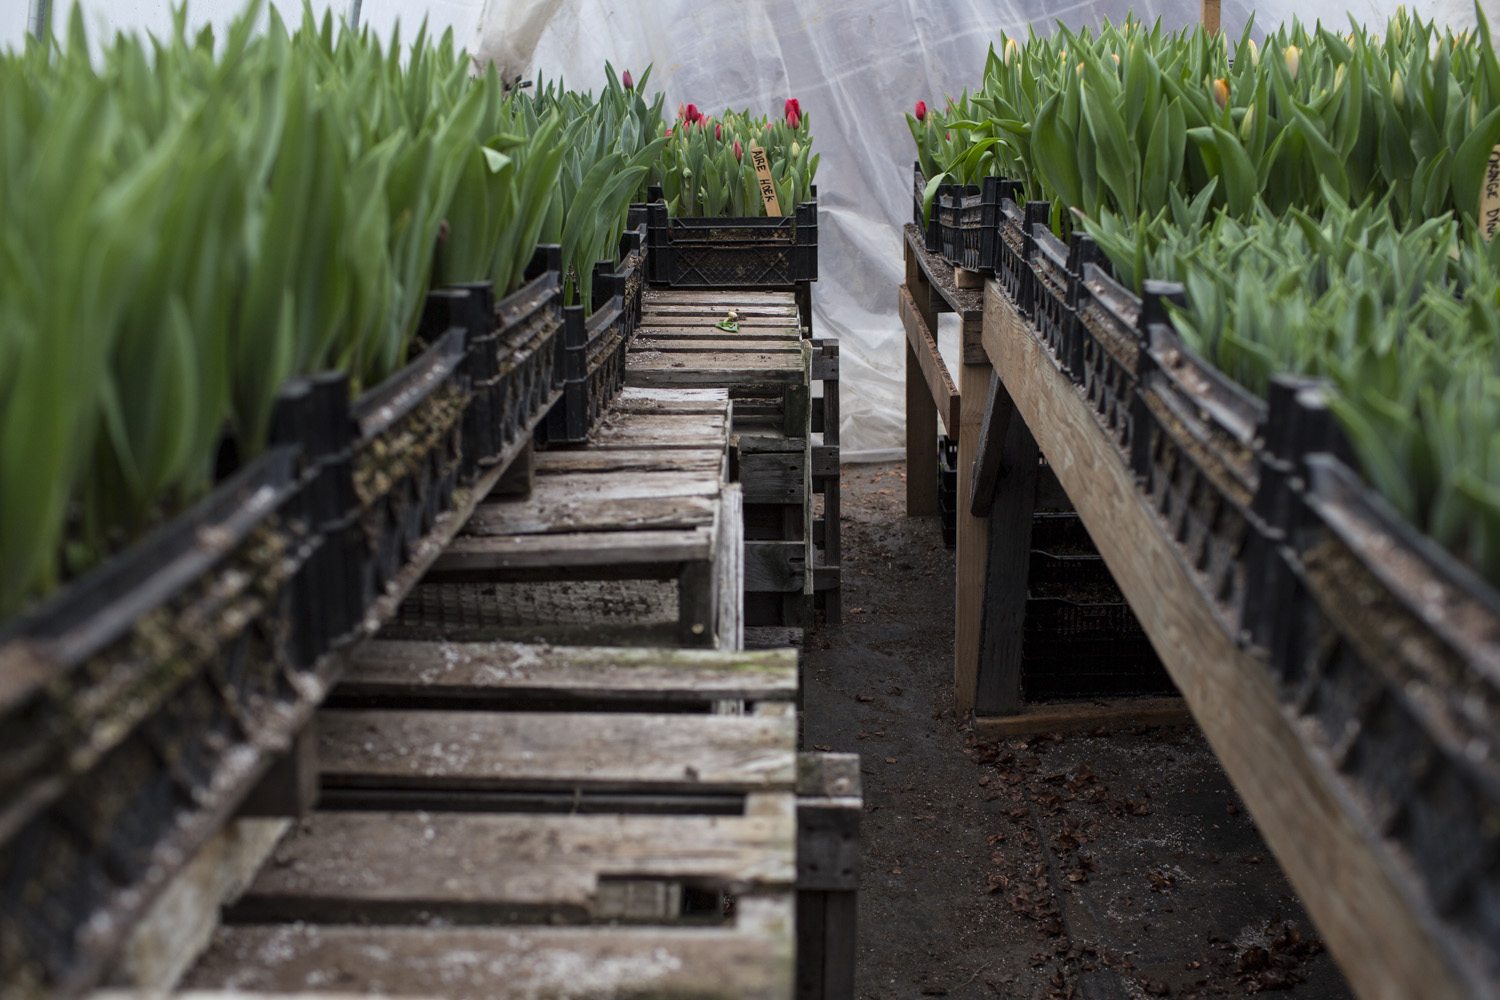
[
  {"x1": 180, "y1": 643, "x2": 858, "y2": 999},
  {"x1": 399, "y1": 389, "x2": 739, "y2": 649}
]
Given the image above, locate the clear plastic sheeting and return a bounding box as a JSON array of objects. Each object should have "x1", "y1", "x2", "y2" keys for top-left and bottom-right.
[
  {"x1": 492, "y1": 0, "x2": 1485, "y2": 457},
  {"x1": 6, "y1": 0, "x2": 1493, "y2": 454}
]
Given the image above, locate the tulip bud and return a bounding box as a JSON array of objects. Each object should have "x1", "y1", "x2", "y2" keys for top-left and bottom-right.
[
  {"x1": 1284, "y1": 45, "x2": 1300, "y2": 81},
  {"x1": 1334, "y1": 64, "x2": 1346, "y2": 90},
  {"x1": 734, "y1": 139, "x2": 743, "y2": 161},
  {"x1": 792, "y1": 140, "x2": 801, "y2": 157},
  {"x1": 1391, "y1": 69, "x2": 1405, "y2": 110},
  {"x1": 1212, "y1": 78, "x2": 1229, "y2": 109},
  {"x1": 665, "y1": 127, "x2": 673, "y2": 138},
  {"x1": 622, "y1": 69, "x2": 634, "y2": 90},
  {"x1": 1111, "y1": 52, "x2": 1121, "y2": 65},
  {"x1": 1076, "y1": 61, "x2": 1085, "y2": 75},
  {"x1": 715, "y1": 122, "x2": 722, "y2": 140},
  {"x1": 915, "y1": 99, "x2": 927, "y2": 121},
  {"x1": 1246, "y1": 38, "x2": 1260, "y2": 65},
  {"x1": 1004, "y1": 38, "x2": 1019, "y2": 64},
  {"x1": 1470, "y1": 95, "x2": 1483, "y2": 131},
  {"x1": 784, "y1": 98, "x2": 802, "y2": 128},
  {"x1": 1239, "y1": 103, "x2": 1255, "y2": 140}
]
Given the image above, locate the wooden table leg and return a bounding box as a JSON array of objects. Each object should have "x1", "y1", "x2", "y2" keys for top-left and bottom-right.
[
  {"x1": 905, "y1": 337, "x2": 939, "y2": 516},
  {"x1": 953, "y1": 360, "x2": 992, "y2": 718}
]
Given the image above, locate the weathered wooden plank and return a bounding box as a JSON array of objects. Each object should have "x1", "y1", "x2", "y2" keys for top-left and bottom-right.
[
  {"x1": 741, "y1": 452, "x2": 806, "y2": 505},
  {"x1": 616, "y1": 386, "x2": 732, "y2": 405},
  {"x1": 465, "y1": 494, "x2": 717, "y2": 536},
  {"x1": 319, "y1": 710, "x2": 797, "y2": 793},
  {"x1": 981, "y1": 278, "x2": 1474, "y2": 1000},
  {"x1": 898, "y1": 284, "x2": 960, "y2": 436},
  {"x1": 974, "y1": 697, "x2": 1192, "y2": 737},
  {"x1": 492, "y1": 470, "x2": 720, "y2": 504},
  {"x1": 638, "y1": 328, "x2": 802, "y2": 343},
  {"x1": 224, "y1": 810, "x2": 795, "y2": 922},
  {"x1": 645, "y1": 288, "x2": 798, "y2": 305},
  {"x1": 718, "y1": 484, "x2": 746, "y2": 652},
  {"x1": 627, "y1": 352, "x2": 806, "y2": 386},
  {"x1": 745, "y1": 542, "x2": 807, "y2": 594},
  {"x1": 639, "y1": 316, "x2": 801, "y2": 331},
  {"x1": 434, "y1": 529, "x2": 714, "y2": 573},
  {"x1": 643, "y1": 301, "x2": 799, "y2": 315},
  {"x1": 586, "y1": 412, "x2": 729, "y2": 448},
  {"x1": 184, "y1": 896, "x2": 795, "y2": 999},
  {"x1": 534, "y1": 448, "x2": 725, "y2": 476},
  {"x1": 342, "y1": 641, "x2": 804, "y2": 704},
  {"x1": 102, "y1": 819, "x2": 290, "y2": 992},
  {"x1": 632, "y1": 338, "x2": 804, "y2": 354}
]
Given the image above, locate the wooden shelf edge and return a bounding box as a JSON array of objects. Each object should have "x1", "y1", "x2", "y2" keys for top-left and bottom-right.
[{"x1": 898, "y1": 284, "x2": 961, "y2": 435}]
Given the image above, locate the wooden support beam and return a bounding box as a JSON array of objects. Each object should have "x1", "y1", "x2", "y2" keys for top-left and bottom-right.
[
  {"x1": 898, "y1": 286, "x2": 961, "y2": 435},
  {"x1": 980, "y1": 279, "x2": 1474, "y2": 1000},
  {"x1": 796, "y1": 753, "x2": 860, "y2": 1000},
  {"x1": 968, "y1": 372, "x2": 1014, "y2": 517},
  {"x1": 953, "y1": 358, "x2": 991, "y2": 719},
  {"x1": 904, "y1": 240, "x2": 941, "y2": 517},
  {"x1": 974, "y1": 697, "x2": 1193, "y2": 738},
  {"x1": 237, "y1": 724, "x2": 319, "y2": 820},
  {"x1": 974, "y1": 412, "x2": 1039, "y2": 716}
]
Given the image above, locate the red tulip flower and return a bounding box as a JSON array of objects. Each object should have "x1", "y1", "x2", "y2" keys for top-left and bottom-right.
[
  {"x1": 784, "y1": 98, "x2": 801, "y2": 128},
  {"x1": 734, "y1": 139, "x2": 743, "y2": 161},
  {"x1": 664, "y1": 126, "x2": 673, "y2": 138},
  {"x1": 715, "y1": 122, "x2": 722, "y2": 140},
  {"x1": 915, "y1": 100, "x2": 927, "y2": 121},
  {"x1": 685, "y1": 103, "x2": 704, "y2": 125},
  {"x1": 622, "y1": 69, "x2": 634, "y2": 90}
]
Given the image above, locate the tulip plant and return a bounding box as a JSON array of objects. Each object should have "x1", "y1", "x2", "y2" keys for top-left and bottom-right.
[
  {"x1": 915, "y1": 7, "x2": 1500, "y2": 234},
  {"x1": 0, "y1": 6, "x2": 666, "y2": 619},
  {"x1": 1084, "y1": 194, "x2": 1500, "y2": 581},
  {"x1": 654, "y1": 99, "x2": 818, "y2": 217},
  {"x1": 528, "y1": 67, "x2": 667, "y2": 305}
]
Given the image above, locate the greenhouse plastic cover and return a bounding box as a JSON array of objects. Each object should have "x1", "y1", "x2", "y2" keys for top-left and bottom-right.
[{"x1": 11, "y1": 0, "x2": 1495, "y2": 456}]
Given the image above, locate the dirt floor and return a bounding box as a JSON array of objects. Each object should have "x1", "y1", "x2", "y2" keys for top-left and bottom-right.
[{"x1": 802, "y1": 463, "x2": 1353, "y2": 1000}]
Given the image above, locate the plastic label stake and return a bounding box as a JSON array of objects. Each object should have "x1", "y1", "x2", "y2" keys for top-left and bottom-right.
[
  {"x1": 749, "y1": 144, "x2": 783, "y2": 217},
  {"x1": 1482, "y1": 143, "x2": 1500, "y2": 242}
]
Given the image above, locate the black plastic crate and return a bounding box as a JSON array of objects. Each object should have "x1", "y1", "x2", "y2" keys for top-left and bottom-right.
[
  {"x1": 349, "y1": 326, "x2": 469, "y2": 606},
  {"x1": 1071, "y1": 266, "x2": 1181, "y2": 458},
  {"x1": 0, "y1": 446, "x2": 312, "y2": 997},
  {"x1": 1267, "y1": 453, "x2": 1500, "y2": 988},
  {"x1": 618, "y1": 213, "x2": 648, "y2": 341},
  {"x1": 421, "y1": 247, "x2": 562, "y2": 485},
  {"x1": 268, "y1": 374, "x2": 363, "y2": 660},
  {"x1": 1021, "y1": 638, "x2": 1175, "y2": 701},
  {"x1": 938, "y1": 433, "x2": 958, "y2": 547},
  {"x1": 1029, "y1": 512, "x2": 1095, "y2": 554},
  {"x1": 936, "y1": 177, "x2": 1015, "y2": 273},
  {"x1": 647, "y1": 197, "x2": 817, "y2": 288},
  {"x1": 1130, "y1": 321, "x2": 1268, "y2": 644},
  {"x1": 913, "y1": 161, "x2": 943, "y2": 253},
  {"x1": 538, "y1": 267, "x2": 627, "y2": 445},
  {"x1": 1027, "y1": 550, "x2": 1123, "y2": 598},
  {"x1": 996, "y1": 199, "x2": 1049, "y2": 317},
  {"x1": 1025, "y1": 596, "x2": 1147, "y2": 642},
  {"x1": 1030, "y1": 224, "x2": 1072, "y2": 361}
]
